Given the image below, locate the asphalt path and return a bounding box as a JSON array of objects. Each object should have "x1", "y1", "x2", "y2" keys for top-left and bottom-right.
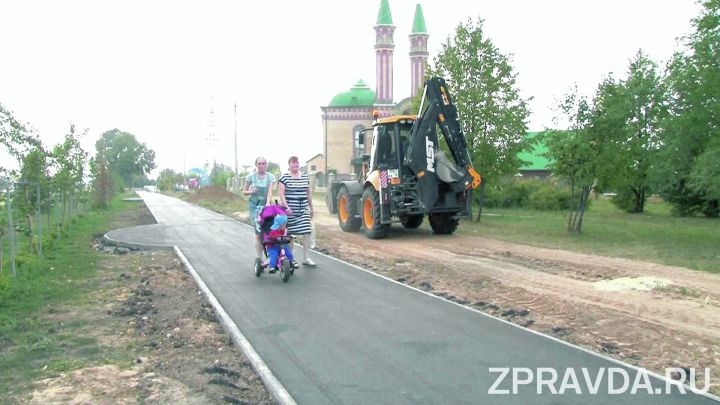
[{"x1": 106, "y1": 191, "x2": 718, "y2": 404}]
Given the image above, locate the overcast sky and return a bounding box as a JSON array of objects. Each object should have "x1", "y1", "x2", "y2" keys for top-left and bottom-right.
[{"x1": 0, "y1": 0, "x2": 701, "y2": 176}]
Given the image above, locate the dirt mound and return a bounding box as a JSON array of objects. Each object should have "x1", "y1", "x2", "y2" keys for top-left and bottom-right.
[{"x1": 188, "y1": 185, "x2": 241, "y2": 203}]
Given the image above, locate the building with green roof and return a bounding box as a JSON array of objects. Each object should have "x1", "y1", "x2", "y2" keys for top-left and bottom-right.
[
  {"x1": 517, "y1": 132, "x2": 552, "y2": 177},
  {"x1": 328, "y1": 80, "x2": 376, "y2": 108},
  {"x1": 318, "y1": 1, "x2": 429, "y2": 178}
]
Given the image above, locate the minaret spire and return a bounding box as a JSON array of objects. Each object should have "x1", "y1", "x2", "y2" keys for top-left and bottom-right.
[
  {"x1": 409, "y1": 4, "x2": 429, "y2": 98},
  {"x1": 374, "y1": 0, "x2": 395, "y2": 104}
]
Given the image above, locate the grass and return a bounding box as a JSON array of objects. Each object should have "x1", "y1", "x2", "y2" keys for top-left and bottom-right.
[
  {"x1": 170, "y1": 187, "x2": 720, "y2": 273},
  {"x1": 0, "y1": 193, "x2": 137, "y2": 395},
  {"x1": 461, "y1": 197, "x2": 720, "y2": 273}
]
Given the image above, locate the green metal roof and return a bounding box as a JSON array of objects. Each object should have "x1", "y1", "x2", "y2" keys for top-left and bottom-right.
[
  {"x1": 412, "y1": 4, "x2": 427, "y2": 33},
  {"x1": 518, "y1": 132, "x2": 552, "y2": 170},
  {"x1": 376, "y1": 0, "x2": 393, "y2": 25},
  {"x1": 329, "y1": 80, "x2": 376, "y2": 107}
]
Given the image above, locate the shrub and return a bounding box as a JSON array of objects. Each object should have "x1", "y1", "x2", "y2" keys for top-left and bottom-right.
[
  {"x1": 481, "y1": 177, "x2": 580, "y2": 211},
  {"x1": 529, "y1": 183, "x2": 572, "y2": 210},
  {"x1": 611, "y1": 188, "x2": 640, "y2": 213}
]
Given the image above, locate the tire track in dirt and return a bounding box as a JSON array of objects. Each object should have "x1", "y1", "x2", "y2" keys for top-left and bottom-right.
[{"x1": 311, "y1": 212, "x2": 720, "y2": 393}]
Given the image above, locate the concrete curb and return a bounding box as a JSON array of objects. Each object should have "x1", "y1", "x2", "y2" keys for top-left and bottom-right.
[
  {"x1": 106, "y1": 192, "x2": 297, "y2": 404},
  {"x1": 174, "y1": 246, "x2": 296, "y2": 405},
  {"x1": 103, "y1": 225, "x2": 175, "y2": 252}
]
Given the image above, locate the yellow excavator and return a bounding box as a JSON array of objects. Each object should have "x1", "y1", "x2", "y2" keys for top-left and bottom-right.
[{"x1": 326, "y1": 77, "x2": 481, "y2": 239}]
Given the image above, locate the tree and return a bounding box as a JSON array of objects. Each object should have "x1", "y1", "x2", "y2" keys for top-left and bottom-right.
[
  {"x1": 18, "y1": 145, "x2": 50, "y2": 251},
  {"x1": 655, "y1": 0, "x2": 720, "y2": 216},
  {"x1": 90, "y1": 139, "x2": 113, "y2": 208},
  {"x1": 609, "y1": 51, "x2": 668, "y2": 213},
  {"x1": 545, "y1": 82, "x2": 618, "y2": 234},
  {"x1": 267, "y1": 161, "x2": 281, "y2": 176},
  {"x1": 210, "y1": 162, "x2": 234, "y2": 188},
  {"x1": 1, "y1": 103, "x2": 41, "y2": 262},
  {"x1": 157, "y1": 168, "x2": 186, "y2": 191},
  {"x1": 429, "y1": 17, "x2": 531, "y2": 220},
  {"x1": 1, "y1": 102, "x2": 40, "y2": 172},
  {"x1": 689, "y1": 138, "x2": 720, "y2": 205},
  {"x1": 52, "y1": 124, "x2": 89, "y2": 222},
  {"x1": 96, "y1": 129, "x2": 156, "y2": 189}
]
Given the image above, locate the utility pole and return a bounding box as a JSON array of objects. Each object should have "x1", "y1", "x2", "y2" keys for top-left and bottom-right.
[
  {"x1": 234, "y1": 102, "x2": 238, "y2": 177},
  {"x1": 323, "y1": 106, "x2": 328, "y2": 187}
]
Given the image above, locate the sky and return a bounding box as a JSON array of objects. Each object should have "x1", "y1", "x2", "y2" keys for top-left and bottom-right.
[{"x1": 0, "y1": 0, "x2": 702, "y2": 177}]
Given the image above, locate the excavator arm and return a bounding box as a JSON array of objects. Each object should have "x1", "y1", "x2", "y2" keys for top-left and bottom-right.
[{"x1": 404, "y1": 77, "x2": 481, "y2": 209}]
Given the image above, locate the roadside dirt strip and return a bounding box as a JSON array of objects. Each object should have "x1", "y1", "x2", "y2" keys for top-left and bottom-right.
[{"x1": 306, "y1": 201, "x2": 720, "y2": 396}]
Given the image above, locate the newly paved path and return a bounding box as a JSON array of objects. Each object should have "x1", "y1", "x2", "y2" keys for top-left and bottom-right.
[{"x1": 107, "y1": 191, "x2": 718, "y2": 404}]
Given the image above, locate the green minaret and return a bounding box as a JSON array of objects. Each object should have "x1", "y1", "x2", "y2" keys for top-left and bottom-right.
[
  {"x1": 409, "y1": 4, "x2": 429, "y2": 97},
  {"x1": 375, "y1": 0, "x2": 395, "y2": 104},
  {"x1": 376, "y1": 0, "x2": 393, "y2": 25}
]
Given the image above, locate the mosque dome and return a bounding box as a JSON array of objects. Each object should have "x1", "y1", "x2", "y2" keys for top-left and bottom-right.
[{"x1": 329, "y1": 80, "x2": 376, "y2": 107}]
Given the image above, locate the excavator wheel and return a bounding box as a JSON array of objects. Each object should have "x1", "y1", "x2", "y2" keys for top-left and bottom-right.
[
  {"x1": 399, "y1": 214, "x2": 424, "y2": 229},
  {"x1": 361, "y1": 187, "x2": 389, "y2": 239},
  {"x1": 337, "y1": 187, "x2": 361, "y2": 232},
  {"x1": 429, "y1": 213, "x2": 459, "y2": 235}
]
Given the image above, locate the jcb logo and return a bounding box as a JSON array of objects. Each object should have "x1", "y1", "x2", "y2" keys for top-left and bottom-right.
[{"x1": 426, "y1": 137, "x2": 435, "y2": 172}]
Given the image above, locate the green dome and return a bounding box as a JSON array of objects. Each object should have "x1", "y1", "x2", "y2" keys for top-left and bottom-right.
[{"x1": 329, "y1": 80, "x2": 376, "y2": 107}]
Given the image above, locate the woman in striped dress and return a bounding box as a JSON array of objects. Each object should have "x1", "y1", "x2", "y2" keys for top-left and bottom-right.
[{"x1": 278, "y1": 156, "x2": 316, "y2": 267}]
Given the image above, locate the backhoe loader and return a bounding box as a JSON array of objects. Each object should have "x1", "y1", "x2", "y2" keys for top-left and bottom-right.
[{"x1": 326, "y1": 77, "x2": 481, "y2": 239}]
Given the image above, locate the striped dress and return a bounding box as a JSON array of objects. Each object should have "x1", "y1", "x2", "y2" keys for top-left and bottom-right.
[{"x1": 279, "y1": 172, "x2": 312, "y2": 235}]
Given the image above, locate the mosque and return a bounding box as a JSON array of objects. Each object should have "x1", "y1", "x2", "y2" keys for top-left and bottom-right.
[
  {"x1": 311, "y1": 0, "x2": 428, "y2": 183},
  {"x1": 307, "y1": 0, "x2": 550, "y2": 185}
]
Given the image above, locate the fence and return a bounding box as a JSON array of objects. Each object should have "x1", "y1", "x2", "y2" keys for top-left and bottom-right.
[{"x1": 0, "y1": 179, "x2": 88, "y2": 277}]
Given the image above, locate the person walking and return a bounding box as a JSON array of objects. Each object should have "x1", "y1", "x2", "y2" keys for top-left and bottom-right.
[
  {"x1": 244, "y1": 156, "x2": 276, "y2": 261},
  {"x1": 278, "y1": 156, "x2": 316, "y2": 267}
]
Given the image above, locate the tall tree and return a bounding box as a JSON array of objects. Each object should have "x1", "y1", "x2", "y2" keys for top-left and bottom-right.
[
  {"x1": 52, "y1": 125, "x2": 88, "y2": 194},
  {"x1": 655, "y1": 0, "x2": 720, "y2": 216},
  {"x1": 52, "y1": 125, "x2": 89, "y2": 222},
  {"x1": 18, "y1": 145, "x2": 50, "y2": 251},
  {"x1": 429, "y1": 17, "x2": 531, "y2": 220},
  {"x1": 545, "y1": 82, "x2": 619, "y2": 233},
  {"x1": 609, "y1": 51, "x2": 668, "y2": 213},
  {"x1": 96, "y1": 129, "x2": 156, "y2": 189}
]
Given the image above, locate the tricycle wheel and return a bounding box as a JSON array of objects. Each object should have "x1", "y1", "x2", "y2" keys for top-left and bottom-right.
[{"x1": 280, "y1": 258, "x2": 291, "y2": 282}]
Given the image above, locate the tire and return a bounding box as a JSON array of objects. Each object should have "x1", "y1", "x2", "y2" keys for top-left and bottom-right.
[
  {"x1": 429, "y1": 213, "x2": 459, "y2": 235},
  {"x1": 280, "y1": 258, "x2": 291, "y2": 282},
  {"x1": 361, "y1": 187, "x2": 389, "y2": 239},
  {"x1": 254, "y1": 258, "x2": 263, "y2": 277},
  {"x1": 337, "y1": 187, "x2": 361, "y2": 232},
  {"x1": 399, "y1": 214, "x2": 424, "y2": 229}
]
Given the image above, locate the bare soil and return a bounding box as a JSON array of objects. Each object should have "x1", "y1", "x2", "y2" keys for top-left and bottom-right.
[
  {"x1": 187, "y1": 185, "x2": 242, "y2": 203},
  {"x1": 305, "y1": 199, "x2": 720, "y2": 394},
  {"x1": 20, "y1": 202, "x2": 272, "y2": 404}
]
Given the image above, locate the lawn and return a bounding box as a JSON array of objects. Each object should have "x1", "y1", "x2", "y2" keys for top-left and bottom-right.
[{"x1": 462, "y1": 197, "x2": 719, "y2": 273}]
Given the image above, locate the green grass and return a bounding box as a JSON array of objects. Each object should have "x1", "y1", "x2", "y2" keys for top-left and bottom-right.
[
  {"x1": 460, "y1": 197, "x2": 720, "y2": 273},
  {"x1": 182, "y1": 187, "x2": 719, "y2": 273},
  {"x1": 0, "y1": 193, "x2": 137, "y2": 395}
]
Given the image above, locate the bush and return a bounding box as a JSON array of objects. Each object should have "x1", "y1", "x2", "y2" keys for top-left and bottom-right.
[
  {"x1": 611, "y1": 188, "x2": 641, "y2": 213},
  {"x1": 482, "y1": 178, "x2": 543, "y2": 209},
  {"x1": 529, "y1": 184, "x2": 572, "y2": 210},
  {"x1": 481, "y1": 177, "x2": 578, "y2": 211}
]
